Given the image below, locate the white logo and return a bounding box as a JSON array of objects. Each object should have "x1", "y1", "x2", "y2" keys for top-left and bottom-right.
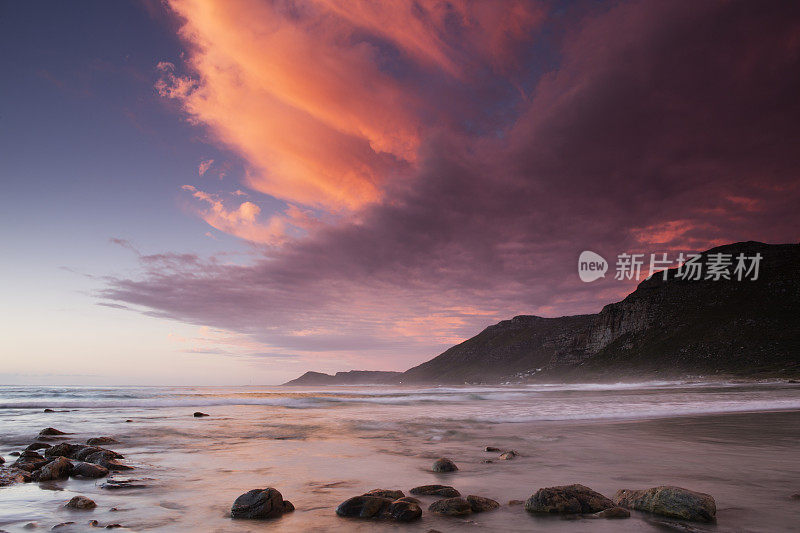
[{"x1": 578, "y1": 251, "x2": 608, "y2": 282}]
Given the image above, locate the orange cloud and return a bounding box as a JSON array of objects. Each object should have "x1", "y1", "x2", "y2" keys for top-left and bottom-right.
[
  {"x1": 159, "y1": 0, "x2": 544, "y2": 218},
  {"x1": 182, "y1": 184, "x2": 312, "y2": 244},
  {"x1": 198, "y1": 158, "x2": 214, "y2": 175}
]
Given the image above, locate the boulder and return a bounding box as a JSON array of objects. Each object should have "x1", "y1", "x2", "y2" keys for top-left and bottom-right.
[
  {"x1": 101, "y1": 477, "x2": 148, "y2": 490},
  {"x1": 429, "y1": 497, "x2": 472, "y2": 516},
  {"x1": 65, "y1": 496, "x2": 96, "y2": 510},
  {"x1": 71, "y1": 462, "x2": 109, "y2": 479},
  {"x1": 35, "y1": 457, "x2": 73, "y2": 481},
  {"x1": 613, "y1": 486, "x2": 716, "y2": 522},
  {"x1": 26, "y1": 442, "x2": 51, "y2": 451},
  {"x1": 43, "y1": 408, "x2": 54, "y2": 412},
  {"x1": 363, "y1": 489, "x2": 404, "y2": 500},
  {"x1": 525, "y1": 484, "x2": 614, "y2": 514},
  {"x1": 432, "y1": 457, "x2": 458, "y2": 472},
  {"x1": 336, "y1": 495, "x2": 392, "y2": 518},
  {"x1": 0, "y1": 466, "x2": 32, "y2": 486},
  {"x1": 231, "y1": 488, "x2": 294, "y2": 519},
  {"x1": 592, "y1": 507, "x2": 630, "y2": 518},
  {"x1": 467, "y1": 495, "x2": 500, "y2": 512},
  {"x1": 39, "y1": 427, "x2": 67, "y2": 436},
  {"x1": 484, "y1": 446, "x2": 501, "y2": 452},
  {"x1": 410, "y1": 485, "x2": 461, "y2": 497},
  {"x1": 499, "y1": 450, "x2": 518, "y2": 460},
  {"x1": 45, "y1": 443, "x2": 82, "y2": 458},
  {"x1": 193, "y1": 412, "x2": 209, "y2": 417},
  {"x1": 86, "y1": 437, "x2": 118, "y2": 446},
  {"x1": 395, "y1": 496, "x2": 420, "y2": 504},
  {"x1": 84, "y1": 452, "x2": 132, "y2": 471},
  {"x1": 387, "y1": 500, "x2": 422, "y2": 522}
]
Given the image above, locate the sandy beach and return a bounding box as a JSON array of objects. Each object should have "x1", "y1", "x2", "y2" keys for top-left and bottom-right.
[{"x1": 1, "y1": 381, "x2": 799, "y2": 531}]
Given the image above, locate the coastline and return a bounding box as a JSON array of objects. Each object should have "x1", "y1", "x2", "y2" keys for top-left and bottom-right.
[{"x1": 1, "y1": 382, "x2": 799, "y2": 531}]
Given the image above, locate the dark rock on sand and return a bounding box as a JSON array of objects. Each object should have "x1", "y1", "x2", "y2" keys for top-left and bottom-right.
[
  {"x1": 467, "y1": 495, "x2": 500, "y2": 512},
  {"x1": 39, "y1": 428, "x2": 67, "y2": 437},
  {"x1": 484, "y1": 446, "x2": 501, "y2": 452},
  {"x1": 0, "y1": 466, "x2": 33, "y2": 486},
  {"x1": 525, "y1": 484, "x2": 614, "y2": 514},
  {"x1": 193, "y1": 412, "x2": 209, "y2": 417},
  {"x1": 231, "y1": 488, "x2": 293, "y2": 520},
  {"x1": 65, "y1": 496, "x2": 97, "y2": 510},
  {"x1": 71, "y1": 462, "x2": 109, "y2": 479},
  {"x1": 86, "y1": 437, "x2": 118, "y2": 446},
  {"x1": 613, "y1": 486, "x2": 716, "y2": 522},
  {"x1": 336, "y1": 495, "x2": 392, "y2": 518},
  {"x1": 592, "y1": 507, "x2": 630, "y2": 518},
  {"x1": 85, "y1": 452, "x2": 132, "y2": 471},
  {"x1": 410, "y1": 485, "x2": 461, "y2": 497},
  {"x1": 34, "y1": 457, "x2": 73, "y2": 481},
  {"x1": 429, "y1": 497, "x2": 472, "y2": 516},
  {"x1": 499, "y1": 450, "x2": 518, "y2": 460},
  {"x1": 363, "y1": 489, "x2": 405, "y2": 500},
  {"x1": 101, "y1": 477, "x2": 148, "y2": 490},
  {"x1": 387, "y1": 500, "x2": 422, "y2": 522},
  {"x1": 432, "y1": 457, "x2": 458, "y2": 472}
]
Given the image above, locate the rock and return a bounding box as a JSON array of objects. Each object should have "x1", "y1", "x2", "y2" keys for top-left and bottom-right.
[
  {"x1": 282, "y1": 500, "x2": 295, "y2": 513},
  {"x1": 429, "y1": 497, "x2": 472, "y2": 516},
  {"x1": 613, "y1": 486, "x2": 716, "y2": 522},
  {"x1": 0, "y1": 457, "x2": 3, "y2": 465},
  {"x1": 35, "y1": 457, "x2": 73, "y2": 481},
  {"x1": 51, "y1": 522, "x2": 74, "y2": 529},
  {"x1": 484, "y1": 446, "x2": 501, "y2": 452},
  {"x1": 124, "y1": 420, "x2": 132, "y2": 423},
  {"x1": 20, "y1": 450, "x2": 45, "y2": 460},
  {"x1": 65, "y1": 496, "x2": 97, "y2": 510},
  {"x1": 592, "y1": 507, "x2": 630, "y2": 518},
  {"x1": 387, "y1": 500, "x2": 422, "y2": 522},
  {"x1": 104, "y1": 525, "x2": 122, "y2": 529},
  {"x1": 39, "y1": 428, "x2": 67, "y2": 436},
  {"x1": 100, "y1": 477, "x2": 148, "y2": 490},
  {"x1": 86, "y1": 437, "x2": 118, "y2": 446},
  {"x1": 71, "y1": 462, "x2": 109, "y2": 479},
  {"x1": 88, "y1": 520, "x2": 99, "y2": 527},
  {"x1": 363, "y1": 489, "x2": 405, "y2": 500},
  {"x1": 525, "y1": 484, "x2": 614, "y2": 514},
  {"x1": 0, "y1": 466, "x2": 33, "y2": 486},
  {"x1": 466, "y1": 495, "x2": 500, "y2": 512},
  {"x1": 231, "y1": 488, "x2": 293, "y2": 519},
  {"x1": 395, "y1": 496, "x2": 421, "y2": 504},
  {"x1": 26, "y1": 442, "x2": 51, "y2": 451},
  {"x1": 432, "y1": 457, "x2": 458, "y2": 472},
  {"x1": 410, "y1": 485, "x2": 461, "y2": 497},
  {"x1": 45, "y1": 443, "x2": 82, "y2": 458},
  {"x1": 336, "y1": 495, "x2": 392, "y2": 518},
  {"x1": 10, "y1": 452, "x2": 20, "y2": 457},
  {"x1": 84, "y1": 452, "x2": 131, "y2": 471},
  {"x1": 508, "y1": 499, "x2": 524, "y2": 505},
  {"x1": 499, "y1": 450, "x2": 518, "y2": 460},
  {"x1": 483, "y1": 459, "x2": 494, "y2": 464},
  {"x1": 43, "y1": 409, "x2": 54, "y2": 413},
  {"x1": 193, "y1": 412, "x2": 209, "y2": 417}
]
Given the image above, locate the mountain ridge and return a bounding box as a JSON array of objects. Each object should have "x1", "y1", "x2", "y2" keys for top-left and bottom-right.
[{"x1": 283, "y1": 241, "x2": 800, "y2": 385}]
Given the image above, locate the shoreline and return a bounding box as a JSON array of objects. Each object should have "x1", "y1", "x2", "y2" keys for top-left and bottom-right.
[{"x1": 1, "y1": 384, "x2": 799, "y2": 531}]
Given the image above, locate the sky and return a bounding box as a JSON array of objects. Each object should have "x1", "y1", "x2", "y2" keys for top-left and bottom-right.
[{"x1": 1, "y1": 0, "x2": 799, "y2": 385}]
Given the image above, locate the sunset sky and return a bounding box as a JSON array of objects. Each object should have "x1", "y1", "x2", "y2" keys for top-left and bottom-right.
[{"x1": 1, "y1": 1, "x2": 799, "y2": 385}]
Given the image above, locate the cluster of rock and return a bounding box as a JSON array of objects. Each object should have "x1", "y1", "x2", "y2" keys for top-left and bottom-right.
[
  {"x1": 524, "y1": 483, "x2": 717, "y2": 522},
  {"x1": 0, "y1": 428, "x2": 129, "y2": 486}
]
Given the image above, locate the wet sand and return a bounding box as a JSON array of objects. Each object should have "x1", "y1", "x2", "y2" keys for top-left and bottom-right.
[{"x1": 0, "y1": 383, "x2": 798, "y2": 531}]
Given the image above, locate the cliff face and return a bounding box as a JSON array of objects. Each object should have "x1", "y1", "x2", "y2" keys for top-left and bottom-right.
[
  {"x1": 402, "y1": 242, "x2": 800, "y2": 383},
  {"x1": 283, "y1": 370, "x2": 403, "y2": 386}
]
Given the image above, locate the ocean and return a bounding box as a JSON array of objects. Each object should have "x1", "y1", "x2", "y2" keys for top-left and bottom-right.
[{"x1": 1, "y1": 381, "x2": 799, "y2": 531}]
